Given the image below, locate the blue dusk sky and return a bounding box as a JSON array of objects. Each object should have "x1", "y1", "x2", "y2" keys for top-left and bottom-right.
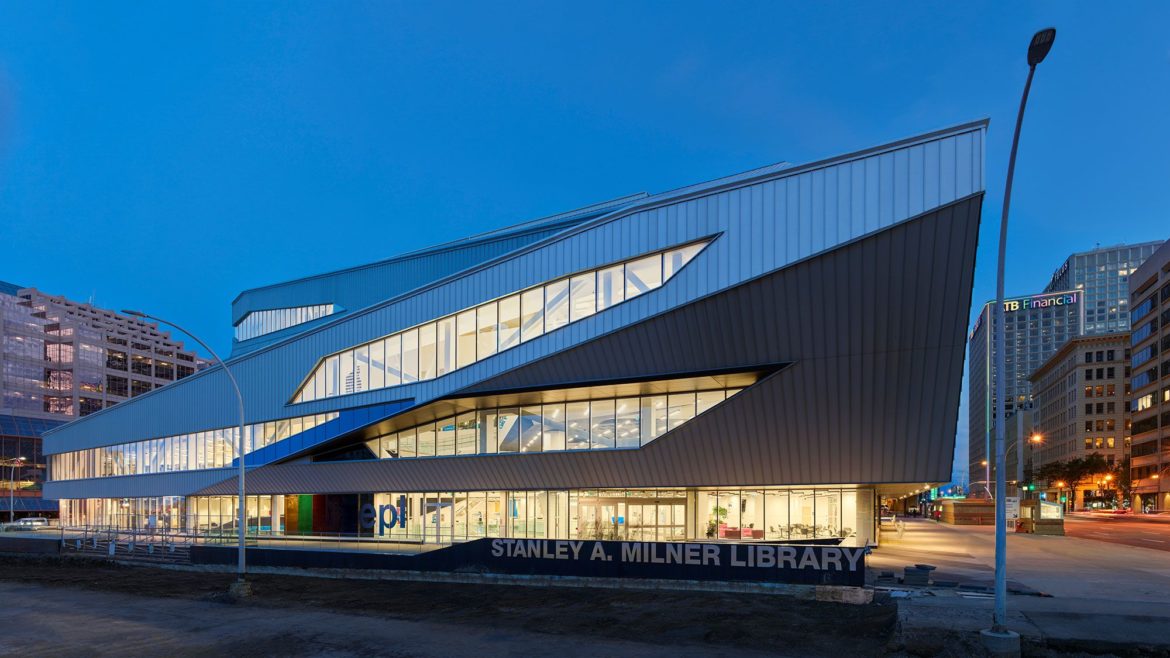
[{"x1": 1, "y1": 3, "x2": 1168, "y2": 482}]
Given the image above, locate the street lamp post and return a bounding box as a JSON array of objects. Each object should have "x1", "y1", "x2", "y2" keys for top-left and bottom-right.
[
  {"x1": 1053, "y1": 480, "x2": 1067, "y2": 513},
  {"x1": 7, "y1": 456, "x2": 26, "y2": 523},
  {"x1": 979, "y1": 433, "x2": 1041, "y2": 500},
  {"x1": 985, "y1": 27, "x2": 1055, "y2": 652},
  {"x1": 122, "y1": 310, "x2": 250, "y2": 595}
]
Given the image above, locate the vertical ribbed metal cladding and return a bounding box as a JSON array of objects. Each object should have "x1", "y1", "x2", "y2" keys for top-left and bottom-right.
[
  {"x1": 231, "y1": 219, "x2": 601, "y2": 327},
  {"x1": 45, "y1": 122, "x2": 985, "y2": 455},
  {"x1": 195, "y1": 193, "x2": 982, "y2": 496}
]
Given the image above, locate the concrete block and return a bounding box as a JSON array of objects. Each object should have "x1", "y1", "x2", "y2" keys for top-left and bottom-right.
[
  {"x1": 979, "y1": 628, "x2": 1020, "y2": 657},
  {"x1": 814, "y1": 586, "x2": 873, "y2": 605}
]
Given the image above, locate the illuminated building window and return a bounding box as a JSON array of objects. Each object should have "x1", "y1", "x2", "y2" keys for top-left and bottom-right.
[
  {"x1": 294, "y1": 240, "x2": 710, "y2": 403},
  {"x1": 235, "y1": 304, "x2": 336, "y2": 342},
  {"x1": 323, "y1": 385, "x2": 744, "y2": 462}
]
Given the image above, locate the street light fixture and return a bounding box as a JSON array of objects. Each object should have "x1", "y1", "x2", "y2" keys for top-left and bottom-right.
[
  {"x1": 985, "y1": 26, "x2": 1056, "y2": 653},
  {"x1": 122, "y1": 309, "x2": 250, "y2": 595},
  {"x1": 7, "y1": 456, "x2": 27, "y2": 524}
]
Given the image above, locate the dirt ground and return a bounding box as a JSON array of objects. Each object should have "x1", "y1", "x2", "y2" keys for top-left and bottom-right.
[{"x1": 0, "y1": 555, "x2": 896, "y2": 657}]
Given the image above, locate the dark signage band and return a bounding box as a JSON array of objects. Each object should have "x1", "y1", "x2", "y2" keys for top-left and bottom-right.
[{"x1": 193, "y1": 538, "x2": 867, "y2": 587}]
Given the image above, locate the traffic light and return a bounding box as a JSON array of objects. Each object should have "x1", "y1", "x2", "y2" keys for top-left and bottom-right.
[{"x1": 1060, "y1": 495, "x2": 1068, "y2": 503}]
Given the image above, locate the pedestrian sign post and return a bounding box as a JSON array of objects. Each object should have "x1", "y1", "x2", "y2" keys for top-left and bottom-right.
[{"x1": 1004, "y1": 496, "x2": 1020, "y2": 521}]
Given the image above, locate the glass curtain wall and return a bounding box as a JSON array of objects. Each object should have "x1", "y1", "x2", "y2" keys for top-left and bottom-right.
[
  {"x1": 235, "y1": 304, "x2": 335, "y2": 342},
  {"x1": 295, "y1": 241, "x2": 710, "y2": 403},
  {"x1": 63, "y1": 487, "x2": 874, "y2": 547},
  {"x1": 695, "y1": 488, "x2": 873, "y2": 545},
  {"x1": 50, "y1": 412, "x2": 338, "y2": 481},
  {"x1": 353, "y1": 387, "x2": 743, "y2": 461}
]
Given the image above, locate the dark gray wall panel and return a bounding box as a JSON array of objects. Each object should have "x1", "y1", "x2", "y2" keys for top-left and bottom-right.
[{"x1": 199, "y1": 193, "x2": 982, "y2": 496}]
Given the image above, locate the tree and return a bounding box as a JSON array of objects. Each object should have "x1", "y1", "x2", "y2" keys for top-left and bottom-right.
[
  {"x1": 1112, "y1": 455, "x2": 1134, "y2": 505},
  {"x1": 1035, "y1": 461, "x2": 1070, "y2": 486},
  {"x1": 1034, "y1": 453, "x2": 1117, "y2": 508}
]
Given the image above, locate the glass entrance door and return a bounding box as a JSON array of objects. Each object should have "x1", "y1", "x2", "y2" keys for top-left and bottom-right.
[
  {"x1": 628, "y1": 502, "x2": 686, "y2": 541},
  {"x1": 577, "y1": 496, "x2": 687, "y2": 541},
  {"x1": 577, "y1": 500, "x2": 626, "y2": 540}
]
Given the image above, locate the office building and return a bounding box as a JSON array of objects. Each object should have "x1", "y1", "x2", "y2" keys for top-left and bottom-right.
[
  {"x1": 42, "y1": 122, "x2": 986, "y2": 552},
  {"x1": 1044, "y1": 241, "x2": 1164, "y2": 336},
  {"x1": 1128, "y1": 240, "x2": 1170, "y2": 511},
  {"x1": 1029, "y1": 333, "x2": 1130, "y2": 508},
  {"x1": 967, "y1": 290, "x2": 1082, "y2": 488},
  {"x1": 0, "y1": 284, "x2": 206, "y2": 518}
]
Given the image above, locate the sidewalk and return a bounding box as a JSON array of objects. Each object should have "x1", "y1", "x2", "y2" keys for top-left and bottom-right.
[{"x1": 872, "y1": 518, "x2": 1170, "y2": 651}]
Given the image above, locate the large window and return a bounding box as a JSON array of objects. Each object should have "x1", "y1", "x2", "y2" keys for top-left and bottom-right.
[
  {"x1": 544, "y1": 280, "x2": 570, "y2": 332},
  {"x1": 64, "y1": 487, "x2": 871, "y2": 548},
  {"x1": 235, "y1": 304, "x2": 336, "y2": 342},
  {"x1": 293, "y1": 240, "x2": 711, "y2": 403},
  {"x1": 498, "y1": 295, "x2": 521, "y2": 351},
  {"x1": 106, "y1": 375, "x2": 128, "y2": 397},
  {"x1": 476, "y1": 304, "x2": 497, "y2": 359},
  {"x1": 345, "y1": 385, "x2": 744, "y2": 463},
  {"x1": 106, "y1": 348, "x2": 126, "y2": 369},
  {"x1": 456, "y1": 311, "x2": 476, "y2": 370},
  {"x1": 49, "y1": 412, "x2": 338, "y2": 481}
]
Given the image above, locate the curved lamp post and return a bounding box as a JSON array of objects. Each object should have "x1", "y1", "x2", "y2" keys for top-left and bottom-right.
[
  {"x1": 985, "y1": 27, "x2": 1056, "y2": 651},
  {"x1": 122, "y1": 310, "x2": 249, "y2": 593}
]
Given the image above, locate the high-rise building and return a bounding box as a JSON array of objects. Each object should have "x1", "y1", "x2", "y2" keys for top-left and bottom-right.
[
  {"x1": 1044, "y1": 241, "x2": 1164, "y2": 336},
  {"x1": 1128, "y1": 239, "x2": 1170, "y2": 511},
  {"x1": 1029, "y1": 333, "x2": 1130, "y2": 509},
  {"x1": 0, "y1": 283, "x2": 206, "y2": 518},
  {"x1": 968, "y1": 290, "x2": 1081, "y2": 488}
]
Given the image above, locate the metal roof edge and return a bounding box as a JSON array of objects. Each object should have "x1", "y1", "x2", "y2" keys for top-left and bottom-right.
[
  {"x1": 44, "y1": 122, "x2": 989, "y2": 438},
  {"x1": 229, "y1": 193, "x2": 648, "y2": 305}
]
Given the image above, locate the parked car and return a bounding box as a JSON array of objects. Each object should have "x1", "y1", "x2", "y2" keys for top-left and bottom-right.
[{"x1": 1, "y1": 517, "x2": 50, "y2": 532}]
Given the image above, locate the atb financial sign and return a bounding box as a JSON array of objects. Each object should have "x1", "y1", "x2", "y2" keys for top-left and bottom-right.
[{"x1": 970, "y1": 291, "x2": 1080, "y2": 339}]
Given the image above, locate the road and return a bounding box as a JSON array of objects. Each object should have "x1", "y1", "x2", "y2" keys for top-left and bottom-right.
[{"x1": 1064, "y1": 513, "x2": 1170, "y2": 551}]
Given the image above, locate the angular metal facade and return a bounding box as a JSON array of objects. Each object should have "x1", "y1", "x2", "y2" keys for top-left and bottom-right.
[
  {"x1": 43, "y1": 120, "x2": 986, "y2": 502},
  {"x1": 199, "y1": 194, "x2": 981, "y2": 495},
  {"x1": 228, "y1": 194, "x2": 649, "y2": 356}
]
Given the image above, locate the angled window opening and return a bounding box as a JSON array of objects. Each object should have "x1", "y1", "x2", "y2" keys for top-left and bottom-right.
[{"x1": 292, "y1": 239, "x2": 714, "y2": 404}]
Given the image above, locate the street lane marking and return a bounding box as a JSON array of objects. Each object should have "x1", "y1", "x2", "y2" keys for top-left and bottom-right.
[{"x1": 1141, "y1": 538, "x2": 1166, "y2": 543}]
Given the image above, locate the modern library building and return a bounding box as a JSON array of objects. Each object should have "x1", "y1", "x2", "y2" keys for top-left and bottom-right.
[{"x1": 43, "y1": 121, "x2": 987, "y2": 550}]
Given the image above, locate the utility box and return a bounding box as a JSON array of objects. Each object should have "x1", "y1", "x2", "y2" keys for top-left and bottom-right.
[
  {"x1": 1016, "y1": 499, "x2": 1064, "y2": 535},
  {"x1": 937, "y1": 499, "x2": 996, "y2": 525}
]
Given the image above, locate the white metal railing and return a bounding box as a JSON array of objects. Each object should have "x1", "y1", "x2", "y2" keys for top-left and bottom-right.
[{"x1": 58, "y1": 524, "x2": 437, "y2": 555}]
